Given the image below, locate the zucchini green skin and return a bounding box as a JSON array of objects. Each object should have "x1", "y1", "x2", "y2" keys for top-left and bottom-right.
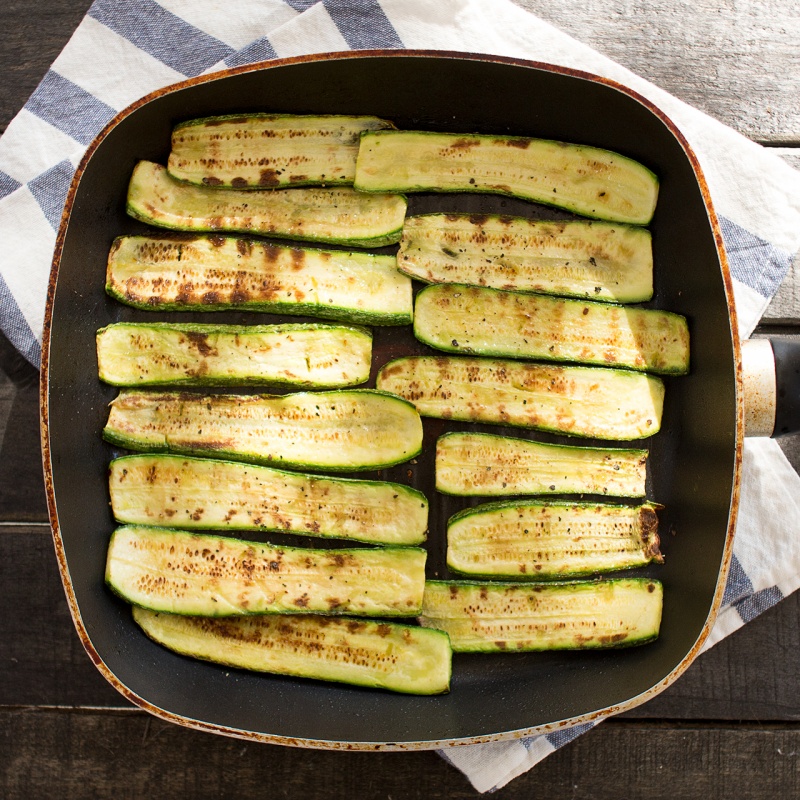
[
  {"x1": 446, "y1": 500, "x2": 663, "y2": 579},
  {"x1": 126, "y1": 161, "x2": 407, "y2": 248},
  {"x1": 106, "y1": 525, "x2": 427, "y2": 617},
  {"x1": 109, "y1": 454, "x2": 428, "y2": 545},
  {"x1": 105, "y1": 234, "x2": 413, "y2": 326},
  {"x1": 435, "y1": 432, "x2": 648, "y2": 497},
  {"x1": 96, "y1": 322, "x2": 373, "y2": 388},
  {"x1": 419, "y1": 578, "x2": 663, "y2": 652},
  {"x1": 168, "y1": 114, "x2": 395, "y2": 189},
  {"x1": 355, "y1": 131, "x2": 659, "y2": 225},
  {"x1": 133, "y1": 607, "x2": 451, "y2": 695},
  {"x1": 414, "y1": 283, "x2": 690, "y2": 375},
  {"x1": 398, "y1": 214, "x2": 654, "y2": 303},
  {"x1": 102, "y1": 389, "x2": 424, "y2": 472},
  {"x1": 376, "y1": 356, "x2": 665, "y2": 440}
]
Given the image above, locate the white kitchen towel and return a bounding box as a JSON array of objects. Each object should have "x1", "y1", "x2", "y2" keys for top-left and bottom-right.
[{"x1": 2, "y1": 0, "x2": 799, "y2": 792}]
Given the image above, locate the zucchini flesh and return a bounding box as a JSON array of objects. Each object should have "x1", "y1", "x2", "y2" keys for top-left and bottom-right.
[
  {"x1": 133, "y1": 607, "x2": 451, "y2": 695},
  {"x1": 106, "y1": 525, "x2": 426, "y2": 617},
  {"x1": 109, "y1": 454, "x2": 428, "y2": 545},
  {"x1": 355, "y1": 131, "x2": 659, "y2": 225},
  {"x1": 447, "y1": 501, "x2": 662, "y2": 578},
  {"x1": 96, "y1": 322, "x2": 372, "y2": 388},
  {"x1": 105, "y1": 235, "x2": 412, "y2": 325},
  {"x1": 398, "y1": 214, "x2": 653, "y2": 303},
  {"x1": 376, "y1": 356, "x2": 664, "y2": 440},
  {"x1": 419, "y1": 578, "x2": 663, "y2": 652},
  {"x1": 127, "y1": 161, "x2": 407, "y2": 248},
  {"x1": 168, "y1": 114, "x2": 394, "y2": 189},
  {"x1": 435, "y1": 432, "x2": 647, "y2": 497},
  {"x1": 414, "y1": 284, "x2": 690, "y2": 375},
  {"x1": 103, "y1": 389, "x2": 423, "y2": 472}
]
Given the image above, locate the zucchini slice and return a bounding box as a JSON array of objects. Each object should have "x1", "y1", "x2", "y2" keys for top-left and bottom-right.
[
  {"x1": 435, "y1": 432, "x2": 647, "y2": 497},
  {"x1": 447, "y1": 500, "x2": 662, "y2": 579},
  {"x1": 419, "y1": 578, "x2": 663, "y2": 652},
  {"x1": 96, "y1": 322, "x2": 372, "y2": 388},
  {"x1": 398, "y1": 214, "x2": 653, "y2": 303},
  {"x1": 109, "y1": 454, "x2": 428, "y2": 545},
  {"x1": 107, "y1": 525, "x2": 426, "y2": 617},
  {"x1": 105, "y1": 235, "x2": 412, "y2": 325},
  {"x1": 376, "y1": 356, "x2": 665, "y2": 440},
  {"x1": 127, "y1": 161, "x2": 407, "y2": 248},
  {"x1": 355, "y1": 131, "x2": 659, "y2": 225},
  {"x1": 168, "y1": 114, "x2": 394, "y2": 189},
  {"x1": 414, "y1": 284, "x2": 690, "y2": 375},
  {"x1": 133, "y1": 607, "x2": 451, "y2": 695},
  {"x1": 103, "y1": 389, "x2": 423, "y2": 472}
]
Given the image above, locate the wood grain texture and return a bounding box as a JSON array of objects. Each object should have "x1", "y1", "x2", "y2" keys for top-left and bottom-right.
[
  {"x1": 0, "y1": 0, "x2": 94, "y2": 134},
  {"x1": 1, "y1": 710, "x2": 798, "y2": 799},
  {"x1": 511, "y1": 0, "x2": 800, "y2": 145}
]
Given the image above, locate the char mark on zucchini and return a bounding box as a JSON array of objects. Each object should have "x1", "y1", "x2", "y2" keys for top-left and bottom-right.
[
  {"x1": 419, "y1": 578, "x2": 663, "y2": 652},
  {"x1": 398, "y1": 214, "x2": 653, "y2": 303},
  {"x1": 376, "y1": 356, "x2": 665, "y2": 440},
  {"x1": 102, "y1": 389, "x2": 424, "y2": 472},
  {"x1": 127, "y1": 160, "x2": 407, "y2": 248},
  {"x1": 107, "y1": 525, "x2": 427, "y2": 617},
  {"x1": 355, "y1": 130, "x2": 659, "y2": 225},
  {"x1": 168, "y1": 114, "x2": 395, "y2": 189},
  {"x1": 109, "y1": 453, "x2": 428, "y2": 545}
]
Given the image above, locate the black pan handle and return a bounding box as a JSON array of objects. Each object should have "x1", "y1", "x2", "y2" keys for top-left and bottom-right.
[{"x1": 742, "y1": 338, "x2": 800, "y2": 437}]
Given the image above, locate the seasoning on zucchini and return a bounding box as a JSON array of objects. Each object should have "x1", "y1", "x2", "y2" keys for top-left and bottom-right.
[
  {"x1": 168, "y1": 114, "x2": 395, "y2": 189},
  {"x1": 109, "y1": 454, "x2": 428, "y2": 545},
  {"x1": 133, "y1": 607, "x2": 452, "y2": 695},
  {"x1": 435, "y1": 432, "x2": 647, "y2": 497},
  {"x1": 105, "y1": 234, "x2": 412, "y2": 325},
  {"x1": 103, "y1": 389, "x2": 423, "y2": 472},
  {"x1": 354, "y1": 131, "x2": 659, "y2": 225},
  {"x1": 107, "y1": 525, "x2": 427, "y2": 617},
  {"x1": 376, "y1": 356, "x2": 665, "y2": 440},
  {"x1": 447, "y1": 500, "x2": 662, "y2": 579},
  {"x1": 127, "y1": 161, "x2": 407, "y2": 248},
  {"x1": 414, "y1": 283, "x2": 689, "y2": 375},
  {"x1": 96, "y1": 322, "x2": 373, "y2": 388},
  {"x1": 419, "y1": 578, "x2": 663, "y2": 652},
  {"x1": 398, "y1": 214, "x2": 653, "y2": 303}
]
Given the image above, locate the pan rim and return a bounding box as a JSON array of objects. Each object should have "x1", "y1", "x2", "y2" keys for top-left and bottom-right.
[{"x1": 39, "y1": 47, "x2": 744, "y2": 750}]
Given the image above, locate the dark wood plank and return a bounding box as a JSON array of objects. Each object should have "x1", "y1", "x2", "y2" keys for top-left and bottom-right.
[
  {"x1": 1, "y1": 710, "x2": 798, "y2": 799},
  {"x1": 512, "y1": 0, "x2": 800, "y2": 145},
  {"x1": 0, "y1": 334, "x2": 47, "y2": 522},
  {"x1": 3, "y1": 526, "x2": 800, "y2": 720},
  {"x1": 0, "y1": 0, "x2": 95, "y2": 134}
]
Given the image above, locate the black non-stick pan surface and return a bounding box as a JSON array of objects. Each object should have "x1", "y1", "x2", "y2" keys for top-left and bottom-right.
[{"x1": 41, "y1": 51, "x2": 739, "y2": 748}]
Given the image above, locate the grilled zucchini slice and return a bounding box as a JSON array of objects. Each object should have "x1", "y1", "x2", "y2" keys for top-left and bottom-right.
[
  {"x1": 103, "y1": 389, "x2": 423, "y2": 472},
  {"x1": 376, "y1": 356, "x2": 664, "y2": 440},
  {"x1": 96, "y1": 322, "x2": 372, "y2": 388},
  {"x1": 355, "y1": 131, "x2": 659, "y2": 225},
  {"x1": 109, "y1": 454, "x2": 428, "y2": 545},
  {"x1": 447, "y1": 500, "x2": 662, "y2": 578},
  {"x1": 398, "y1": 214, "x2": 653, "y2": 303},
  {"x1": 127, "y1": 161, "x2": 407, "y2": 247},
  {"x1": 168, "y1": 114, "x2": 394, "y2": 189},
  {"x1": 107, "y1": 525, "x2": 426, "y2": 617},
  {"x1": 419, "y1": 578, "x2": 663, "y2": 652},
  {"x1": 105, "y1": 235, "x2": 412, "y2": 325},
  {"x1": 133, "y1": 608, "x2": 451, "y2": 695},
  {"x1": 414, "y1": 283, "x2": 689, "y2": 375},
  {"x1": 435, "y1": 432, "x2": 647, "y2": 497}
]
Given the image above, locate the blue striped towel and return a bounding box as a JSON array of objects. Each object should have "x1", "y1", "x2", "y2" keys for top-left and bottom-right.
[{"x1": 3, "y1": 0, "x2": 799, "y2": 792}]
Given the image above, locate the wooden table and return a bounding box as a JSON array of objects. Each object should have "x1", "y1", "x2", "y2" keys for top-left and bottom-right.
[{"x1": 2, "y1": 2, "x2": 799, "y2": 797}]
